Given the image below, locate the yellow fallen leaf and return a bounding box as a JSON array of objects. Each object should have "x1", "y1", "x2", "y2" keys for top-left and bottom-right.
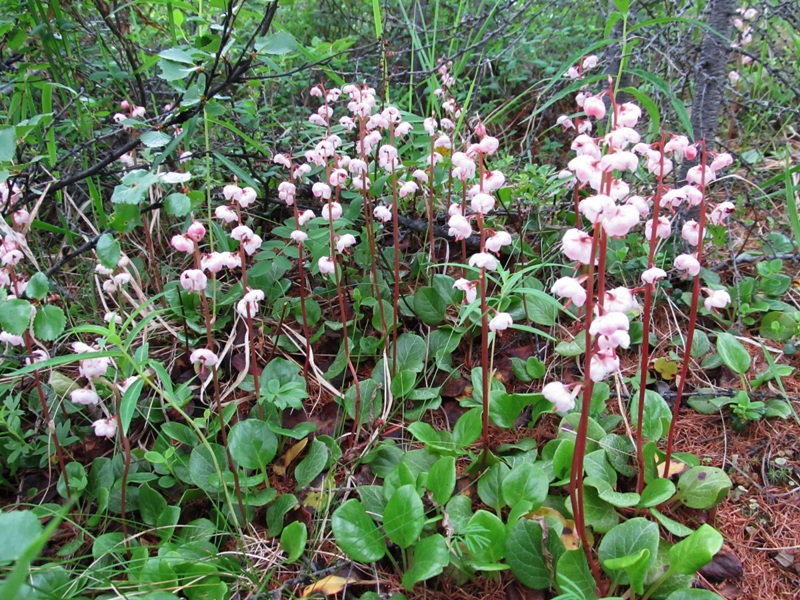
[
  {"x1": 654, "y1": 357, "x2": 679, "y2": 380},
  {"x1": 302, "y1": 575, "x2": 356, "y2": 597},
  {"x1": 657, "y1": 458, "x2": 688, "y2": 478},
  {"x1": 274, "y1": 438, "x2": 308, "y2": 476}
]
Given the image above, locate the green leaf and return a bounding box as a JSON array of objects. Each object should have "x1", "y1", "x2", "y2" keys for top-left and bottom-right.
[
  {"x1": 119, "y1": 376, "x2": 143, "y2": 436},
  {"x1": 138, "y1": 483, "x2": 167, "y2": 526},
  {"x1": 452, "y1": 407, "x2": 482, "y2": 447},
  {"x1": 280, "y1": 521, "x2": 307, "y2": 562},
  {"x1": 0, "y1": 127, "x2": 16, "y2": 164},
  {"x1": 556, "y1": 549, "x2": 598, "y2": 599},
  {"x1": 668, "y1": 524, "x2": 723, "y2": 575},
  {"x1": 0, "y1": 299, "x2": 32, "y2": 335},
  {"x1": 413, "y1": 286, "x2": 446, "y2": 324},
  {"x1": 33, "y1": 305, "x2": 66, "y2": 341},
  {"x1": 390, "y1": 369, "x2": 417, "y2": 398},
  {"x1": 158, "y1": 47, "x2": 196, "y2": 64},
  {"x1": 96, "y1": 233, "x2": 121, "y2": 268},
  {"x1": 402, "y1": 534, "x2": 448, "y2": 590},
  {"x1": 331, "y1": 499, "x2": 387, "y2": 562},
  {"x1": 228, "y1": 419, "x2": 278, "y2": 470},
  {"x1": 111, "y1": 170, "x2": 160, "y2": 205},
  {"x1": 650, "y1": 507, "x2": 693, "y2": 538},
  {"x1": 584, "y1": 477, "x2": 640, "y2": 508},
  {"x1": 426, "y1": 456, "x2": 456, "y2": 505},
  {"x1": 164, "y1": 193, "x2": 191, "y2": 217},
  {"x1": 25, "y1": 273, "x2": 49, "y2": 300},
  {"x1": 189, "y1": 443, "x2": 228, "y2": 493},
  {"x1": 477, "y1": 462, "x2": 509, "y2": 512},
  {"x1": 506, "y1": 518, "x2": 557, "y2": 589},
  {"x1": 638, "y1": 478, "x2": 676, "y2": 508},
  {"x1": 501, "y1": 462, "x2": 548, "y2": 510},
  {"x1": 526, "y1": 357, "x2": 546, "y2": 379},
  {"x1": 598, "y1": 518, "x2": 659, "y2": 594},
  {"x1": 383, "y1": 484, "x2": 424, "y2": 549},
  {"x1": 295, "y1": 439, "x2": 328, "y2": 487},
  {"x1": 255, "y1": 31, "x2": 297, "y2": 54},
  {"x1": 392, "y1": 333, "x2": 426, "y2": 373},
  {"x1": 676, "y1": 467, "x2": 731, "y2": 509},
  {"x1": 630, "y1": 390, "x2": 672, "y2": 440},
  {"x1": 715, "y1": 332, "x2": 751, "y2": 374},
  {"x1": 664, "y1": 590, "x2": 726, "y2": 600},
  {"x1": 464, "y1": 510, "x2": 507, "y2": 564},
  {"x1": 523, "y1": 290, "x2": 559, "y2": 326},
  {"x1": 266, "y1": 494, "x2": 298, "y2": 537},
  {"x1": 140, "y1": 131, "x2": 173, "y2": 148},
  {"x1": 0, "y1": 510, "x2": 43, "y2": 565}
]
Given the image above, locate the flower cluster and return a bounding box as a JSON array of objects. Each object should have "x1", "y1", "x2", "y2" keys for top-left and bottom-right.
[{"x1": 543, "y1": 75, "x2": 734, "y2": 410}]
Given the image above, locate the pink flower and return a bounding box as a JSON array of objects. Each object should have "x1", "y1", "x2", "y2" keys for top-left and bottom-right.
[
  {"x1": 236, "y1": 289, "x2": 265, "y2": 317},
  {"x1": 71, "y1": 388, "x2": 100, "y2": 406},
  {"x1": 590, "y1": 348, "x2": 621, "y2": 382},
  {"x1": 171, "y1": 234, "x2": 195, "y2": 254},
  {"x1": 238, "y1": 187, "x2": 256, "y2": 208},
  {"x1": 298, "y1": 210, "x2": 315, "y2": 226},
  {"x1": 483, "y1": 170, "x2": 506, "y2": 192},
  {"x1": 644, "y1": 217, "x2": 671, "y2": 241},
  {"x1": 470, "y1": 193, "x2": 495, "y2": 215},
  {"x1": 479, "y1": 136, "x2": 499, "y2": 155},
  {"x1": 336, "y1": 234, "x2": 357, "y2": 253},
  {"x1": 602, "y1": 204, "x2": 640, "y2": 238},
  {"x1": 489, "y1": 312, "x2": 513, "y2": 332},
  {"x1": 186, "y1": 221, "x2": 206, "y2": 242},
  {"x1": 412, "y1": 169, "x2": 429, "y2": 183},
  {"x1": 584, "y1": 95, "x2": 606, "y2": 120},
  {"x1": 180, "y1": 269, "x2": 208, "y2": 293},
  {"x1": 79, "y1": 355, "x2": 111, "y2": 380},
  {"x1": 215, "y1": 205, "x2": 238, "y2": 223},
  {"x1": 562, "y1": 228, "x2": 594, "y2": 264},
  {"x1": 641, "y1": 267, "x2": 667, "y2": 285},
  {"x1": 318, "y1": 256, "x2": 335, "y2": 275},
  {"x1": 557, "y1": 115, "x2": 575, "y2": 130},
  {"x1": 710, "y1": 153, "x2": 733, "y2": 172},
  {"x1": 453, "y1": 278, "x2": 477, "y2": 303},
  {"x1": 600, "y1": 151, "x2": 638, "y2": 173},
  {"x1": 92, "y1": 418, "x2": 118, "y2": 438},
  {"x1": 278, "y1": 181, "x2": 296, "y2": 205},
  {"x1": 543, "y1": 381, "x2": 577, "y2": 412},
  {"x1": 603, "y1": 287, "x2": 640, "y2": 314},
  {"x1": 321, "y1": 202, "x2": 343, "y2": 221},
  {"x1": 589, "y1": 311, "x2": 629, "y2": 337},
  {"x1": 374, "y1": 205, "x2": 392, "y2": 223},
  {"x1": 423, "y1": 117, "x2": 437, "y2": 136},
  {"x1": 664, "y1": 135, "x2": 690, "y2": 158},
  {"x1": 274, "y1": 154, "x2": 291, "y2": 168},
  {"x1": 604, "y1": 127, "x2": 641, "y2": 150},
  {"x1": 448, "y1": 214, "x2": 472, "y2": 241},
  {"x1": 681, "y1": 220, "x2": 701, "y2": 246},
  {"x1": 485, "y1": 231, "x2": 512, "y2": 253},
  {"x1": 704, "y1": 289, "x2": 731, "y2": 311},
  {"x1": 223, "y1": 184, "x2": 243, "y2": 202},
  {"x1": 190, "y1": 348, "x2": 219, "y2": 368},
  {"x1": 0, "y1": 332, "x2": 24, "y2": 346},
  {"x1": 597, "y1": 330, "x2": 630, "y2": 350},
  {"x1": 399, "y1": 181, "x2": 419, "y2": 197},
  {"x1": 615, "y1": 103, "x2": 642, "y2": 128},
  {"x1": 626, "y1": 195, "x2": 649, "y2": 216},
  {"x1": 674, "y1": 253, "x2": 701, "y2": 277},
  {"x1": 395, "y1": 122, "x2": 413, "y2": 137},
  {"x1": 579, "y1": 194, "x2": 615, "y2": 224},
  {"x1": 709, "y1": 202, "x2": 735, "y2": 225},
  {"x1": 686, "y1": 165, "x2": 715, "y2": 185},
  {"x1": 329, "y1": 169, "x2": 348, "y2": 187},
  {"x1": 290, "y1": 230, "x2": 308, "y2": 243},
  {"x1": 552, "y1": 276, "x2": 587, "y2": 307},
  {"x1": 468, "y1": 252, "x2": 498, "y2": 271},
  {"x1": 312, "y1": 182, "x2": 332, "y2": 200}
]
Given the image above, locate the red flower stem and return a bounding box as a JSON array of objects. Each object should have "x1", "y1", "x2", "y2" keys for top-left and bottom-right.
[{"x1": 664, "y1": 142, "x2": 708, "y2": 467}]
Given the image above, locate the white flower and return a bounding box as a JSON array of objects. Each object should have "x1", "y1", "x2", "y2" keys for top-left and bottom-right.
[
  {"x1": 290, "y1": 230, "x2": 308, "y2": 243},
  {"x1": 562, "y1": 228, "x2": 594, "y2": 265},
  {"x1": 603, "y1": 287, "x2": 639, "y2": 314},
  {"x1": 641, "y1": 267, "x2": 667, "y2": 285},
  {"x1": 489, "y1": 312, "x2": 513, "y2": 332},
  {"x1": 180, "y1": 269, "x2": 208, "y2": 293},
  {"x1": 236, "y1": 289, "x2": 265, "y2": 317},
  {"x1": 171, "y1": 234, "x2": 195, "y2": 254},
  {"x1": 448, "y1": 214, "x2": 472, "y2": 241},
  {"x1": 485, "y1": 231, "x2": 512, "y2": 253},
  {"x1": 589, "y1": 349, "x2": 620, "y2": 382},
  {"x1": 704, "y1": 289, "x2": 731, "y2": 311},
  {"x1": 92, "y1": 418, "x2": 117, "y2": 438},
  {"x1": 0, "y1": 332, "x2": 24, "y2": 346},
  {"x1": 674, "y1": 253, "x2": 701, "y2": 277},
  {"x1": 190, "y1": 348, "x2": 219, "y2": 368},
  {"x1": 321, "y1": 202, "x2": 342, "y2": 221},
  {"x1": 551, "y1": 277, "x2": 587, "y2": 307},
  {"x1": 223, "y1": 184, "x2": 243, "y2": 202},
  {"x1": 470, "y1": 193, "x2": 495, "y2": 215},
  {"x1": 215, "y1": 205, "x2": 238, "y2": 223},
  {"x1": 298, "y1": 210, "x2": 315, "y2": 226},
  {"x1": 373, "y1": 205, "x2": 392, "y2": 223},
  {"x1": 336, "y1": 234, "x2": 356, "y2": 253},
  {"x1": 468, "y1": 252, "x2": 498, "y2": 271},
  {"x1": 589, "y1": 312, "x2": 629, "y2": 337},
  {"x1": 71, "y1": 388, "x2": 100, "y2": 406},
  {"x1": 542, "y1": 382, "x2": 577, "y2": 412},
  {"x1": 318, "y1": 256, "x2": 335, "y2": 275},
  {"x1": 453, "y1": 278, "x2": 477, "y2": 303}
]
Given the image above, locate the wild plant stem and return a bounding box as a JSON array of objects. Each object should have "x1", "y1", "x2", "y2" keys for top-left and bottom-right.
[{"x1": 664, "y1": 144, "x2": 708, "y2": 467}]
